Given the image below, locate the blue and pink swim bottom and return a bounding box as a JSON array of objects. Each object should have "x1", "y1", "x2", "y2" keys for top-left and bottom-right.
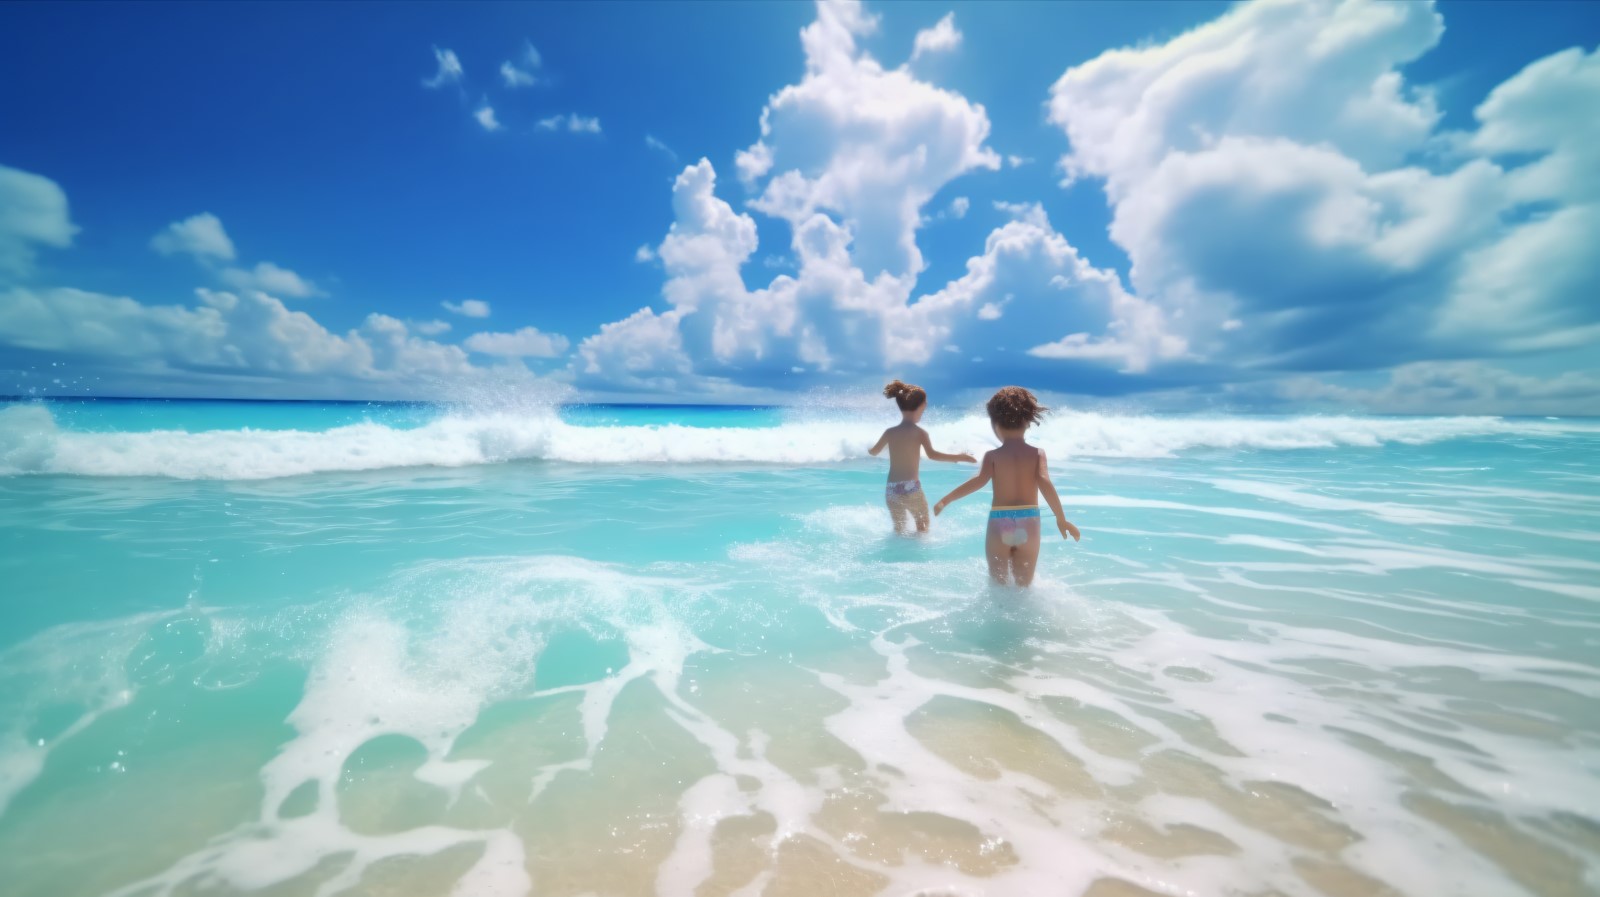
[{"x1": 988, "y1": 505, "x2": 1041, "y2": 547}]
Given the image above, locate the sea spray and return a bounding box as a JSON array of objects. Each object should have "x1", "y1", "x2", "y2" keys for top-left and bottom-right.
[{"x1": 2, "y1": 399, "x2": 1594, "y2": 479}]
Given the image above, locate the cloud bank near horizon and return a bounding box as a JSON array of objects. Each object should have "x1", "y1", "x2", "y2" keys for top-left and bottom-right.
[{"x1": 1, "y1": 0, "x2": 1596, "y2": 414}]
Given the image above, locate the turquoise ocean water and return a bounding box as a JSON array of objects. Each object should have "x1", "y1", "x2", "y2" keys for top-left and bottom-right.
[{"x1": 0, "y1": 398, "x2": 1597, "y2": 897}]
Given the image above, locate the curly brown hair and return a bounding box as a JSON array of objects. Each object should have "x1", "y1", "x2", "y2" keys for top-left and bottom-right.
[
  {"x1": 986, "y1": 386, "x2": 1048, "y2": 430},
  {"x1": 883, "y1": 379, "x2": 927, "y2": 411}
]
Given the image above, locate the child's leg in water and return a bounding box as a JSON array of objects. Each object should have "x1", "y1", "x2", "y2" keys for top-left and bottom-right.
[
  {"x1": 1010, "y1": 536, "x2": 1043, "y2": 586},
  {"x1": 985, "y1": 527, "x2": 1011, "y2": 583},
  {"x1": 907, "y1": 490, "x2": 930, "y2": 533},
  {"x1": 885, "y1": 481, "x2": 927, "y2": 535},
  {"x1": 886, "y1": 492, "x2": 930, "y2": 534},
  {"x1": 886, "y1": 493, "x2": 911, "y2": 534}
]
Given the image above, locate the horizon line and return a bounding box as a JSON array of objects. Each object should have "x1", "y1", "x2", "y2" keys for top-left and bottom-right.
[{"x1": 3, "y1": 395, "x2": 1594, "y2": 420}]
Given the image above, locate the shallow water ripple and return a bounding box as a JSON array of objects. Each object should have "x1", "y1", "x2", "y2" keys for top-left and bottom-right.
[{"x1": 0, "y1": 407, "x2": 1596, "y2": 896}]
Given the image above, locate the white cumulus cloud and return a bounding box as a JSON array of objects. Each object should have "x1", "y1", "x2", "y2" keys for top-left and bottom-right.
[
  {"x1": 500, "y1": 42, "x2": 542, "y2": 87},
  {"x1": 0, "y1": 164, "x2": 77, "y2": 277},
  {"x1": 1045, "y1": 0, "x2": 1600, "y2": 373},
  {"x1": 910, "y1": 12, "x2": 962, "y2": 61},
  {"x1": 151, "y1": 213, "x2": 236, "y2": 263},
  {"x1": 736, "y1": 0, "x2": 998, "y2": 279},
  {"x1": 474, "y1": 103, "x2": 502, "y2": 132},
  {"x1": 576, "y1": 306, "x2": 696, "y2": 393},
  {"x1": 219, "y1": 260, "x2": 321, "y2": 299},
  {"x1": 463, "y1": 326, "x2": 570, "y2": 358},
  {"x1": 538, "y1": 114, "x2": 602, "y2": 134},
  {"x1": 442, "y1": 299, "x2": 491, "y2": 318},
  {"x1": 574, "y1": 1, "x2": 1184, "y2": 397},
  {"x1": 0, "y1": 170, "x2": 551, "y2": 399},
  {"x1": 219, "y1": 262, "x2": 321, "y2": 299},
  {"x1": 645, "y1": 134, "x2": 678, "y2": 161},
  {"x1": 422, "y1": 47, "x2": 464, "y2": 89},
  {"x1": 1049, "y1": 0, "x2": 1443, "y2": 190},
  {"x1": 151, "y1": 212, "x2": 325, "y2": 301},
  {"x1": 0, "y1": 285, "x2": 476, "y2": 392},
  {"x1": 897, "y1": 203, "x2": 1185, "y2": 374}
]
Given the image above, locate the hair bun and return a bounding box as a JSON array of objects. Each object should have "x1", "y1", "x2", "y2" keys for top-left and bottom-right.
[{"x1": 883, "y1": 379, "x2": 927, "y2": 410}]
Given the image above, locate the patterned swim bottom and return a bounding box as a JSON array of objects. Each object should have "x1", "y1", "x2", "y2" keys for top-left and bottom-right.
[
  {"x1": 885, "y1": 479, "x2": 922, "y2": 497},
  {"x1": 988, "y1": 505, "x2": 1041, "y2": 547}
]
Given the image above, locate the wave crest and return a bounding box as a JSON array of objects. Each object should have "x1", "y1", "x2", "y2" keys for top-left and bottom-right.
[{"x1": 0, "y1": 403, "x2": 1588, "y2": 480}]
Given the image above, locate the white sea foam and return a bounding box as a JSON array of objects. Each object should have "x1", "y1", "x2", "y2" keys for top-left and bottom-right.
[
  {"x1": 2, "y1": 402, "x2": 1593, "y2": 480},
  {"x1": 6, "y1": 503, "x2": 1599, "y2": 895},
  {"x1": 5, "y1": 416, "x2": 1599, "y2": 897},
  {"x1": 97, "y1": 555, "x2": 713, "y2": 897},
  {"x1": 1206, "y1": 478, "x2": 1482, "y2": 526}
]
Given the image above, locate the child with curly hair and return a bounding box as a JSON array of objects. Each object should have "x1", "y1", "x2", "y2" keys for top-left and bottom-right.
[
  {"x1": 869, "y1": 380, "x2": 977, "y2": 534},
  {"x1": 934, "y1": 386, "x2": 1079, "y2": 585}
]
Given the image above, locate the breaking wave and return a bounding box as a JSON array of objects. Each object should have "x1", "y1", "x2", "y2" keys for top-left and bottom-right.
[{"x1": 0, "y1": 402, "x2": 1591, "y2": 480}]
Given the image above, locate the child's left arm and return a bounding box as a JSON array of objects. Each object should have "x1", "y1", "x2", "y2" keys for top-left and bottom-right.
[
  {"x1": 920, "y1": 430, "x2": 976, "y2": 464},
  {"x1": 1037, "y1": 450, "x2": 1080, "y2": 542}
]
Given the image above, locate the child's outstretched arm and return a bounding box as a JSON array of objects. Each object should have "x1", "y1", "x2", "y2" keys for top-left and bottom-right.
[
  {"x1": 868, "y1": 429, "x2": 890, "y2": 456},
  {"x1": 920, "y1": 430, "x2": 976, "y2": 464},
  {"x1": 933, "y1": 454, "x2": 993, "y2": 515},
  {"x1": 1037, "y1": 450, "x2": 1080, "y2": 541}
]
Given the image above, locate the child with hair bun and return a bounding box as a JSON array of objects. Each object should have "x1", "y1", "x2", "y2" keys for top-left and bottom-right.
[
  {"x1": 934, "y1": 386, "x2": 1079, "y2": 585},
  {"x1": 869, "y1": 380, "x2": 976, "y2": 534}
]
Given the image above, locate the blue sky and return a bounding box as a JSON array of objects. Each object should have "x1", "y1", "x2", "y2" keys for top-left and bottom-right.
[{"x1": 1, "y1": 0, "x2": 1597, "y2": 413}]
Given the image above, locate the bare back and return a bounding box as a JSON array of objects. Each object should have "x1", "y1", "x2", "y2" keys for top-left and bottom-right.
[
  {"x1": 880, "y1": 422, "x2": 928, "y2": 482},
  {"x1": 984, "y1": 440, "x2": 1043, "y2": 506}
]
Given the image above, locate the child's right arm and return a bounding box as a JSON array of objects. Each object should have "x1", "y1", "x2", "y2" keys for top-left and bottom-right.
[
  {"x1": 933, "y1": 453, "x2": 993, "y2": 515},
  {"x1": 868, "y1": 429, "x2": 889, "y2": 456},
  {"x1": 920, "y1": 430, "x2": 976, "y2": 464},
  {"x1": 1037, "y1": 450, "x2": 1080, "y2": 541}
]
